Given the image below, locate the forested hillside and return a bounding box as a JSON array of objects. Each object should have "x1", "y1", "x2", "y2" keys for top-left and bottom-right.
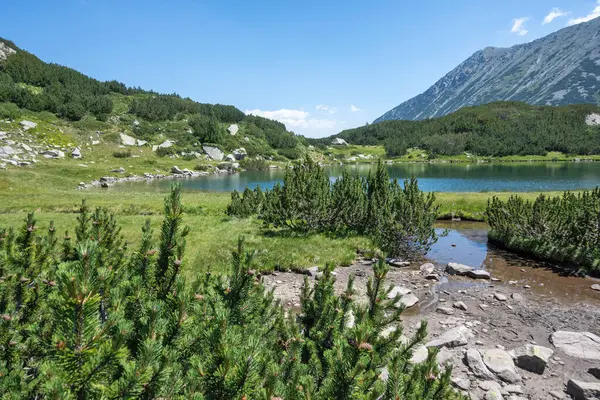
[
  {"x1": 0, "y1": 37, "x2": 304, "y2": 161},
  {"x1": 315, "y1": 102, "x2": 600, "y2": 157}
]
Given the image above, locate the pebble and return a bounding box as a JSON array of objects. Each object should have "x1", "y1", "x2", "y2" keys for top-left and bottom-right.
[
  {"x1": 523, "y1": 285, "x2": 531, "y2": 289},
  {"x1": 494, "y1": 293, "x2": 508, "y2": 301}
]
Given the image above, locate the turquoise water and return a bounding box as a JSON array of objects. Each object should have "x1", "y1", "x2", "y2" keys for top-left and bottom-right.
[{"x1": 117, "y1": 162, "x2": 600, "y2": 193}]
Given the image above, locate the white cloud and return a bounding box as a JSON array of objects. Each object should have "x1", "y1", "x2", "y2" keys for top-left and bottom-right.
[
  {"x1": 350, "y1": 104, "x2": 362, "y2": 112},
  {"x1": 543, "y1": 8, "x2": 569, "y2": 24},
  {"x1": 316, "y1": 104, "x2": 336, "y2": 114},
  {"x1": 568, "y1": 0, "x2": 600, "y2": 25},
  {"x1": 245, "y1": 108, "x2": 337, "y2": 131},
  {"x1": 511, "y1": 17, "x2": 530, "y2": 36}
]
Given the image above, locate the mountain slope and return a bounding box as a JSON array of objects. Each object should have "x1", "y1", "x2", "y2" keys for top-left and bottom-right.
[{"x1": 376, "y1": 17, "x2": 600, "y2": 122}]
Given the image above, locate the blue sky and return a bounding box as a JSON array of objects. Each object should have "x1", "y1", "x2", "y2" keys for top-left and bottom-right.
[{"x1": 3, "y1": 0, "x2": 600, "y2": 137}]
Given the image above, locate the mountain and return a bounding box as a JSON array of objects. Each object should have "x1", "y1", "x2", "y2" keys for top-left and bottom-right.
[{"x1": 375, "y1": 17, "x2": 600, "y2": 122}]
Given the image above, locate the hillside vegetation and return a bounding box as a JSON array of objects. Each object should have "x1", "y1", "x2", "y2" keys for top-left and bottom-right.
[
  {"x1": 0, "y1": 38, "x2": 305, "y2": 162},
  {"x1": 313, "y1": 102, "x2": 600, "y2": 158}
]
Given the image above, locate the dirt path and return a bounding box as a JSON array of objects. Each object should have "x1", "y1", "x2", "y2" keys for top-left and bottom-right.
[{"x1": 263, "y1": 258, "x2": 600, "y2": 400}]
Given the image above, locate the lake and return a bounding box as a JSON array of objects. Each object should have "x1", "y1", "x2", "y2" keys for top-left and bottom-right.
[{"x1": 115, "y1": 162, "x2": 600, "y2": 193}]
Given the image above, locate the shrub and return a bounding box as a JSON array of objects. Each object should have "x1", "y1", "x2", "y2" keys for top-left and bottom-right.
[
  {"x1": 277, "y1": 146, "x2": 303, "y2": 160},
  {"x1": 0, "y1": 184, "x2": 461, "y2": 399},
  {"x1": 240, "y1": 157, "x2": 268, "y2": 171},
  {"x1": 0, "y1": 102, "x2": 21, "y2": 119},
  {"x1": 112, "y1": 149, "x2": 131, "y2": 158}
]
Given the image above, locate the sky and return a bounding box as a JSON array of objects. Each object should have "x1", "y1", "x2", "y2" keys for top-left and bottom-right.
[{"x1": 3, "y1": 0, "x2": 600, "y2": 138}]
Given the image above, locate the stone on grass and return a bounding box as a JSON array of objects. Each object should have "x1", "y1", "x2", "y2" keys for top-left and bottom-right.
[
  {"x1": 120, "y1": 133, "x2": 137, "y2": 146},
  {"x1": 446, "y1": 262, "x2": 473, "y2": 275},
  {"x1": 228, "y1": 124, "x2": 239, "y2": 135},
  {"x1": 72, "y1": 148, "x2": 82, "y2": 158},
  {"x1": 20, "y1": 120, "x2": 37, "y2": 130},
  {"x1": 203, "y1": 145, "x2": 224, "y2": 161},
  {"x1": 566, "y1": 379, "x2": 600, "y2": 400},
  {"x1": 481, "y1": 349, "x2": 521, "y2": 383},
  {"x1": 510, "y1": 344, "x2": 553, "y2": 374},
  {"x1": 171, "y1": 166, "x2": 184, "y2": 174},
  {"x1": 425, "y1": 325, "x2": 472, "y2": 349},
  {"x1": 550, "y1": 331, "x2": 600, "y2": 360},
  {"x1": 331, "y1": 138, "x2": 348, "y2": 146}
]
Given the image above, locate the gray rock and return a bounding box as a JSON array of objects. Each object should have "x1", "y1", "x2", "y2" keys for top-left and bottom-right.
[
  {"x1": 137, "y1": 139, "x2": 147, "y2": 146},
  {"x1": 426, "y1": 325, "x2": 473, "y2": 348},
  {"x1": 425, "y1": 273, "x2": 439, "y2": 281},
  {"x1": 331, "y1": 138, "x2": 348, "y2": 146},
  {"x1": 484, "y1": 389, "x2": 503, "y2": 400},
  {"x1": 410, "y1": 345, "x2": 428, "y2": 364},
  {"x1": 171, "y1": 166, "x2": 184, "y2": 175},
  {"x1": 510, "y1": 344, "x2": 553, "y2": 374},
  {"x1": 446, "y1": 262, "x2": 474, "y2": 275},
  {"x1": 494, "y1": 293, "x2": 508, "y2": 301},
  {"x1": 466, "y1": 348, "x2": 496, "y2": 379},
  {"x1": 120, "y1": 133, "x2": 137, "y2": 146},
  {"x1": 511, "y1": 293, "x2": 523, "y2": 301},
  {"x1": 586, "y1": 114, "x2": 600, "y2": 126},
  {"x1": 72, "y1": 148, "x2": 82, "y2": 158},
  {"x1": 592, "y1": 284, "x2": 600, "y2": 292},
  {"x1": 152, "y1": 140, "x2": 175, "y2": 152},
  {"x1": 550, "y1": 331, "x2": 600, "y2": 360},
  {"x1": 437, "y1": 347, "x2": 454, "y2": 366},
  {"x1": 466, "y1": 269, "x2": 491, "y2": 279},
  {"x1": 203, "y1": 145, "x2": 224, "y2": 161},
  {"x1": 482, "y1": 349, "x2": 520, "y2": 383},
  {"x1": 420, "y1": 262, "x2": 435, "y2": 275},
  {"x1": 133, "y1": 119, "x2": 140, "y2": 126},
  {"x1": 451, "y1": 377, "x2": 471, "y2": 391},
  {"x1": 20, "y1": 143, "x2": 32, "y2": 152},
  {"x1": 0, "y1": 145, "x2": 15, "y2": 156},
  {"x1": 233, "y1": 148, "x2": 247, "y2": 160},
  {"x1": 387, "y1": 286, "x2": 412, "y2": 299},
  {"x1": 504, "y1": 385, "x2": 524, "y2": 395},
  {"x1": 398, "y1": 294, "x2": 419, "y2": 308},
  {"x1": 111, "y1": 167, "x2": 125, "y2": 173},
  {"x1": 589, "y1": 367, "x2": 600, "y2": 380},
  {"x1": 453, "y1": 301, "x2": 468, "y2": 311},
  {"x1": 567, "y1": 379, "x2": 600, "y2": 400},
  {"x1": 228, "y1": 124, "x2": 239, "y2": 135},
  {"x1": 307, "y1": 266, "x2": 320, "y2": 277},
  {"x1": 387, "y1": 258, "x2": 410, "y2": 267},
  {"x1": 549, "y1": 391, "x2": 565, "y2": 399},
  {"x1": 42, "y1": 150, "x2": 65, "y2": 158},
  {"x1": 225, "y1": 154, "x2": 236, "y2": 162},
  {"x1": 20, "y1": 120, "x2": 37, "y2": 130},
  {"x1": 436, "y1": 306, "x2": 454, "y2": 315}
]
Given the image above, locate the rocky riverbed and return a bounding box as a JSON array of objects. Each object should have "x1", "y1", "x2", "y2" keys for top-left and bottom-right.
[{"x1": 263, "y1": 258, "x2": 600, "y2": 399}]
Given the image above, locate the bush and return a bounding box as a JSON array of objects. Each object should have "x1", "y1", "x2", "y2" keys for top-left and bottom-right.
[
  {"x1": 0, "y1": 102, "x2": 21, "y2": 119},
  {"x1": 277, "y1": 146, "x2": 303, "y2": 160},
  {"x1": 240, "y1": 157, "x2": 268, "y2": 171},
  {"x1": 112, "y1": 150, "x2": 131, "y2": 158},
  {"x1": 155, "y1": 146, "x2": 178, "y2": 157},
  {"x1": 0, "y1": 184, "x2": 461, "y2": 399}
]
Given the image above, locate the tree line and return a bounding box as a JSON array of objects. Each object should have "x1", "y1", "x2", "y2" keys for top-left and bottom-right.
[
  {"x1": 310, "y1": 102, "x2": 600, "y2": 157},
  {"x1": 0, "y1": 184, "x2": 461, "y2": 399},
  {"x1": 486, "y1": 188, "x2": 600, "y2": 274},
  {"x1": 227, "y1": 157, "x2": 439, "y2": 258}
]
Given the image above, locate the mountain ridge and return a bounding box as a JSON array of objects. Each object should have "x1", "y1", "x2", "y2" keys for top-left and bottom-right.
[{"x1": 375, "y1": 17, "x2": 600, "y2": 122}]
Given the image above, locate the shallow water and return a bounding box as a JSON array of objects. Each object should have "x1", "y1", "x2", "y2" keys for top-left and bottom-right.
[
  {"x1": 112, "y1": 162, "x2": 600, "y2": 193},
  {"x1": 427, "y1": 221, "x2": 600, "y2": 304}
]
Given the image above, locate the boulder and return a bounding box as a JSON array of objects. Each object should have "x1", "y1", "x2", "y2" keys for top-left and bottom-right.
[
  {"x1": 446, "y1": 262, "x2": 474, "y2": 275},
  {"x1": 420, "y1": 262, "x2": 435, "y2": 275},
  {"x1": 567, "y1": 379, "x2": 600, "y2": 400},
  {"x1": 137, "y1": 139, "x2": 147, "y2": 146},
  {"x1": 425, "y1": 325, "x2": 472, "y2": 348},
  {"x1": 481, "y1": 349, "x2": 521, "y2": 383},
  {"x1": 0, "y1": 145, "x2": 15, "y2": 156},
  {"x1": 589, "y1": 367, "x2": 600, "y2": 380},
  {"x1": 228, "y1": 124, "x2": 239, "y2": 135},
  {"x1": 203, "y1": 145, "x2": 224, "y2": 161},
  {"x1": 225, "y1": 154, "x2": 236, "y2": 162},
  {"x1": 453, "y1": 301, "x2": 468, "y2": 311},
  {"x1": 466, "y1": 269, "x2": 491, "y2": 279},
  {"x1": 592, "y1": 284, "x2": 600, "y2": 292},
  {"x1": 494, "y1": 293, "x2": 508, "y2": 301},
  {"x1": 398, "y1": 294, "x2": 419, "y2": 308},
  {"x1": 387, "y1": 286, "x2": 412, "y2": 299},
  {"x1": 465, "y1": 348, "x2": 496, "y2": 379},
  {"x1": 71, "y1": 148, "x2": 82, "y2": 158},
  {"x1": 550, "y1": 331, "x2": 600, "y2": 360},
  {"x1": 171, "y1": 166, "x2": 184, "y2": 175},
  {"x1": 586, "y1": 113, "x2": 600, "y2": 126},
  {"x1": 120, "y1": 133, "x2": 137, "y2": 146},
  {"x1": 20, "y1": 120, "x2": 37, "y2": 130},
  {"x1": 233, "y1": 148, "x2": 247, "y2": 160},
  {"x1": 510, "y1": 344, "x2": 553, "y2": 374},
  {"x1": 331, "y1": 138, "x2": 348, "y2": 146},
  {"x1": 152, "y1": 140, "x2": 175, "y2": 152},
  {"x1": 0, "y1": 131, "x2": 7, "y2": 139}
]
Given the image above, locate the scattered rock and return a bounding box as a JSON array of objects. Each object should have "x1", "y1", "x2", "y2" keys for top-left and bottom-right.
[
  {"x1": 586, "y1": 113, "x2": 600, "y2": 126},
  {"x1": 484, "y1": 389, "x2": 503, "y2": 400},
  {"x1": 419, "y1": 263, "x2": 435, "y2": 275},
  {"x1": 436, "y1": 306, "x2": 454, "y2": 315},
  {"x1": 233, "y1": 148, "x2": 247, "y2": 160},
  {"x1": 481, "y1": 349, "x2": 521, "y2": 383},
  {"x1": 225, "y1": 154, "x2": 236, "y2": 162},
  {"x1": 453, "y1": 301, "x2": 468, "y2": 311},
  {"x1": 549, "y1": 391, "x2": 565, "y2": 399},
  {"x1": 466, "y1": 348, "x2": 496, "y2": 379},
  {"x1": 410, "y1": 345, "x2": 428, "y2": 364},
  {"x1": 42, "y1": 150, "x2": 65, "y2": 159},
  {"x1": 398, "y1": 294, "x2": 419, "y2": 308},
  {"x1": 589, "y1": 367, "x2": 600, "y2": 380},
  {"x1": 511, "y1": 293, "x2": 523, "y2": 301},
  {"x1": 307, "y1": 266, "x2": 320, "y2": 277},
  {"x1": 466, "y1": 269, "x2": 491, "y2": 279},
  {"x1": 0, "y1": 145, "x2": 15, "y2": 156},
  {"x1": 426, "y1": 325, "x2": 473, "y2": 348},
  {"x1": 451, "y1": 377, "x2": 471, "y2": 391},
  {"x1": 387, "y1": 286, "x2": 412, "y2": 299},
  {"x1": 550, "y1": 331, "x2": 600, "y2": 360},
  {"x1": 592, "y1": 284, "x2": 600, "y2": 292},
  {"x1": 331, "y1": 138, "x2": 348, "y2": 146},
  {"x1": 20, "y1": 143, "x2": 32, "y2": 152},
  {"x1": 171, "y1": 166, "x2": 184, "y2": 175},
  {"x1": 20, "y1": 120, "x2": 37, "y2": 130},
  {"x1": 71, "y1": 147, "x2": 82, "y2": 158},
  {"x1": 567, "y1": 379, "x2": 600, "y2": 400},
  {"x1": 228, "y1": 124, "x2": 239, "y2": 135},
  {"x1": 203, "y1": 145, "x2": 224, "y2": 161},
  {"x1": 479, "y1": 380, "x2": 502, "y2": 392},
  {"x1": 446, "y1": 262, "x2": 474, "y2": 275},
  {"x1": 120, "y1": 133, "x2": 137, "y2": 146},
  {"x1": 510, "y1": 344, "x2": 553, "y2": 374},
  {"x1": 152, "y1": 139, "x2": 175, "y2": 152},
  {"x1": 494, "y1": 293, "x2": 508, "y2": 301},
  {"x1": 387, "y1": 258, "x2": 410, "y2": 267},
  {"x1": 110, "y1": 167, "x2": 125, "y2": 173},
  {"x1": 425, "y1": 274, "x2": 439, "y2": 281},
  {"x1": 504, "y1": 385, "x2": 524, "y2": 395}
]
